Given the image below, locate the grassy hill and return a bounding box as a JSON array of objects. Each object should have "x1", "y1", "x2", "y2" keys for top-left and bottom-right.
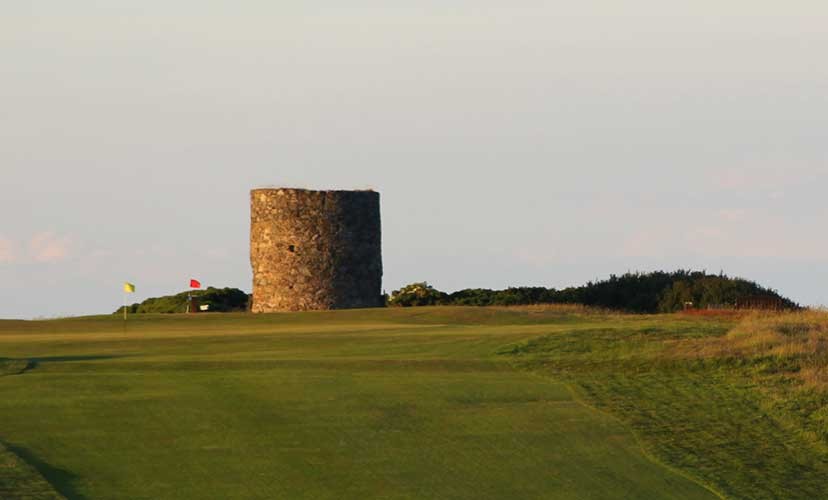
[{"x1": 1, "y1": 307, "x2": 827, "y2": 498}]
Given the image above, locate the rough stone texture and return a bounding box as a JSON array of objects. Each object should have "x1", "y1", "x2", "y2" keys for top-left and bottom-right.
[{"x1": 250, "y1": 188, "x2": 383, "y2": 312}]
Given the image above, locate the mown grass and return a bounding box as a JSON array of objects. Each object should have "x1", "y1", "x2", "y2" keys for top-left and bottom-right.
[
  {"x1": 0, "y1": 307, "x2": 715, "y2": 500},
  {"x1": 0, "y1": 441, "x2": 65, "y2": 500},
  {"x1": 1, "y1": 306, "x2": 828, "y2": 499},
  {"x1": 1, "y1": 362, "x2": 65, "y2": 500}
]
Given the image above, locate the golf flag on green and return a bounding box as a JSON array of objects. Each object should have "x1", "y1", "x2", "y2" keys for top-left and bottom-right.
[{"x1": 122, "y1": 282, "x2": 135, "y2": 321}]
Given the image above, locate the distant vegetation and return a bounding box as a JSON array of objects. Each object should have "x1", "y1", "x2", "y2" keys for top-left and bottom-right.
[
  {"x1": 115, "y1": 287, "x2": 249, "y2": 314},
  {"x1": 116, "y1": 271, "x2": 795, "y2": 315},
  {"x1": 386, "y1": 282, "x2": 448, "y2": 307},
  {"x1": 388, "y1": 271, "x2": 798, "y2": 313}
]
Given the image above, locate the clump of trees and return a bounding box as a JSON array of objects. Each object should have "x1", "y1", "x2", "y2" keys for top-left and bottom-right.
[
  {"x1": 387, "y1": 271, "x2": 798, "y2": 313},
  {"x1": 115, "y1": 287, "x2": 250, "y2": 314},
  {"x1": 655, "y1": 274, "x2": 794, "y2": 312},
  {"x1": 387, "y1": 282, "x2": 447, "y2": 307}
]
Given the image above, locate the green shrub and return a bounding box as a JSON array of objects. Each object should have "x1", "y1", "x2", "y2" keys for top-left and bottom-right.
[
  {"x1": 391, "y1": 271, "x2": 797, "y2": 313},
  {"x1": 114, "y1": 287, "x2": 249, "y2": 314},
  {"x1": 388, "y1": 282, "x2": 448, "y2": 307}
]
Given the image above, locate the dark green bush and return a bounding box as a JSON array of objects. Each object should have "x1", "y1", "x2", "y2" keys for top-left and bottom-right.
[
  {"x1": 388, "y1": 282, "x2": 448, "y2": 307},
  {"x1": 393, "y1": 271, "x2": 797, "y2": 313},
  {"x1": 114, "y1": 287, "x2": 249, "y2": 314}
]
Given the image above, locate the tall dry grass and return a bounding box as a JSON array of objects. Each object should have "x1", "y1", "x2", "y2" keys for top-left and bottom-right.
[
  {"x1": 676, "y1": 308, "x2": 828, "y2": 388},
  {"x1": 491, "y1": 303, "x2": 613, "y2": 315}
]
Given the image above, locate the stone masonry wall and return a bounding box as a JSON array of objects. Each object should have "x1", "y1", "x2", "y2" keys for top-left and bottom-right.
[{"x1": 250, "y1": 188, "x2": 383, "y2": 312}]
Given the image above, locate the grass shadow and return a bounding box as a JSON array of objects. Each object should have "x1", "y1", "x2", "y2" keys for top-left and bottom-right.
[
  {"x1": 2, "y1": 441, "x2": 88, "y2": 500},
  {"x1": 0, "y1": 358, "x2": 36, "y2": 376},
  {"x1": 27, "y1": 355, "x2": 130, "y2": 365},
  {"x1": 1, "y1": 355, "x2": 130, "y2": 376}
]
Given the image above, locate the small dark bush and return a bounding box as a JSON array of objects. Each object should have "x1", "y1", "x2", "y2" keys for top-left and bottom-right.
[
  {"x1": 388, "y1": 282, "x2": 448, "y2": 307},
  {"x1": 114, "y1": 287, "x2": 249, "y2": 314}
]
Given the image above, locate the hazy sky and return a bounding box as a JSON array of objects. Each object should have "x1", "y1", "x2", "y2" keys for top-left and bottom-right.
[{"x1": 2, "y1": 2, "x2": 827, "y2": 318}]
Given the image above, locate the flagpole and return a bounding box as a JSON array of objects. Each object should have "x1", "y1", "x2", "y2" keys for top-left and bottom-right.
[{"x1": 123, "y1": 290, "x2": 127, "y2": 321}]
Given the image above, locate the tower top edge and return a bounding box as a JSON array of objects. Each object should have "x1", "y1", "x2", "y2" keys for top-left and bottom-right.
[{"x1": 251, "y1": 187, "x2": 378, "y2": 195}]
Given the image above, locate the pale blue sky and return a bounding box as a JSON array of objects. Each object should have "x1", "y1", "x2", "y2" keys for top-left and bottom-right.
[{"x1": 2, "y1": 2, "x2": 827, "y2": 318}]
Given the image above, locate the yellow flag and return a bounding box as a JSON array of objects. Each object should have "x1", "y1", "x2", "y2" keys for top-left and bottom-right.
[{"x1": 124, "y1": 282, "x2": 136, "y2": 293}]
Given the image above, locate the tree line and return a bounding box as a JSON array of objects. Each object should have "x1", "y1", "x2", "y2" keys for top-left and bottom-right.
[{"x1": 387, "y1": 271, "x2": 798, "y2": 313}]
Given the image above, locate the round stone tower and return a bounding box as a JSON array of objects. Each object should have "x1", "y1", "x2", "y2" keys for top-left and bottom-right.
[{"x1": 250, "y1": 188, "x2": 383, "y2": 312}]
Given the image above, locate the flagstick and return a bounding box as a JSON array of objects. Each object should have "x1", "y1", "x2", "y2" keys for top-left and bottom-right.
[{"x1": 122, "y1": 290, "x2": 127, "y2": 335}]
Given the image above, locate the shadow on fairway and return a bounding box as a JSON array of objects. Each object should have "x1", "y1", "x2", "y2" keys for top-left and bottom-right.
[
  {"x1": 1, "y1": 355, "x2": 130, "y2": 376},
  {"x1": 2, "y1": 441, "x2": 89, "y2": 500},
  {"x1": 27, "y1": 355, "x2": 130, "y2": 364}
]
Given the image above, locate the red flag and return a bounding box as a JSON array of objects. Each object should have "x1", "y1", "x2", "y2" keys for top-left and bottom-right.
[{"x1": 190, "y1": 279, "x2": 201, "y2": 289}]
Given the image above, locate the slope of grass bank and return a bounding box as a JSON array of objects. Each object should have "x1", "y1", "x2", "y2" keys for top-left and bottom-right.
[{"x1": 502, "y1": 310, "x2": 828, "y2": 499}]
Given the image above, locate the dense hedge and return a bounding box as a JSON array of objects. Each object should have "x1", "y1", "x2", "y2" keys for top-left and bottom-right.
[
  {"x1": 116, "y1": 287, "x2": 250, "y2": 314},
  {"x1": 388, "y1": 271, "x2": 798, "y2": 313}
]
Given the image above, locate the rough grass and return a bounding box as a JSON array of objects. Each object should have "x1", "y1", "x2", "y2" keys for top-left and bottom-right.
[
  {"x1": 675, "y1": 310, "x2": 828, "y2": 370},
  {"x1": 672, "y1": 309, "x2": 828, "y2": 448},
  {"x1": 505, "y1": 309, "x2": 828, "y2": 499}
]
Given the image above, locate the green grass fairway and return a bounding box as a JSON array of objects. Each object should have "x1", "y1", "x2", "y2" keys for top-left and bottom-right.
[{"x1": 0, "y1": 308, "x2": 825, "y2": 499}]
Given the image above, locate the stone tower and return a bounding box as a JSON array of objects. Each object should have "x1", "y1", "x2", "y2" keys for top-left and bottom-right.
[{"x1": 250, "y1": 188, "x2": 383, "y2": 312}]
